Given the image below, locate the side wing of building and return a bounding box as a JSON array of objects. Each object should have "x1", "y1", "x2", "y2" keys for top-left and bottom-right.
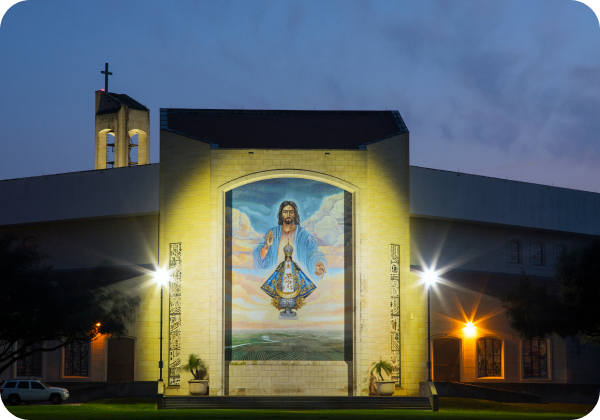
[
  {"x1": 0, "y1": 165, "x2": 159, "y2": 382},
  {"x1": 410, "y1": 166, "x2": 600, "y2": 388}
]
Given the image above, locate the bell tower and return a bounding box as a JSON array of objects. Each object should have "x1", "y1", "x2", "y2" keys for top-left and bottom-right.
[{"x1": 95, "y1": 63, "x2": 150, "y2": 169}]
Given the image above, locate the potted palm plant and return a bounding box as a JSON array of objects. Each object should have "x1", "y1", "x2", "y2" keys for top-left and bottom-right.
[
  {"x1": 182, "y1": 354, "x2": 209, "y2": 395},
  {"x1": 371, "y1": 357, "x2": 395, "y2": 396}
]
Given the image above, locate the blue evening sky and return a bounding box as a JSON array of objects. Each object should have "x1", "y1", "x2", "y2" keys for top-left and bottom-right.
[{"x1": 1, "y1": 1, "x2": 599, "y2": 192}]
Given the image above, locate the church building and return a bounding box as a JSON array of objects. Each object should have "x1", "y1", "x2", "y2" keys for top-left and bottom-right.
[{"x1": 1, "y1": 90, "x2": 599, "y2": 400}]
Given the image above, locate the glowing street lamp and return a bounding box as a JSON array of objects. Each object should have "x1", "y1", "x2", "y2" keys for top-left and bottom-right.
[
  {"x1": 154, "y1": 269, "x2": 170, "y2": 385},
  {"x1": 422, "y1": 270, "x2": 438, "y2": 382},
  {"x1": 463, "y1": 321, "x2": 476, "y2": 337}
]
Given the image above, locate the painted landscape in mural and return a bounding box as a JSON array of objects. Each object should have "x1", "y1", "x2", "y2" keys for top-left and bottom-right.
[{"x1": 226, "y1": 178, "x2": 350, "y2": 361}]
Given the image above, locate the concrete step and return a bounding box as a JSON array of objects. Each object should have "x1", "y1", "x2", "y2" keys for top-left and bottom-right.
[{"x1": 160, "y1": 396, "x2": 431, "y2": 410}]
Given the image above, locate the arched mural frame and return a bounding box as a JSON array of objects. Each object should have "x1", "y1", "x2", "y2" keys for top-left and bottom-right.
[{"x1": 216, "y1": 169, "x2": 363, "y2": 396}]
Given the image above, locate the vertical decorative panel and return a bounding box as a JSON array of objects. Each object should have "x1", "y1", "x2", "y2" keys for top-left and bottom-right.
[
  {"x1": 169, "y1": 243, "x2": 182, "y2": 386},
  {"x1": 390, "y1": 244, "x2": 400, "y2": 384}
]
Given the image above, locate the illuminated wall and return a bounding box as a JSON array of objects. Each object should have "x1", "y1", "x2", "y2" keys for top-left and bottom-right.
[{"x1": 157, "y1": 129, "x2": 419, "y2": 396}]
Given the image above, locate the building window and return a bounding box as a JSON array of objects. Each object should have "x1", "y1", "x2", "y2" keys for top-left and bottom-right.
[
  {"x1": 477, "y1": 338, "x2": 502, "y2": 377},
  {"x1": 531, "y1": 242, "x2": 545, "y2": 267},
  {"x1": 523, "y1": 339, "x2": 548, "y2": 378},
  {"x1": 555, "y1": 244, "x2": 567, "y2": 267},
  {"x1": 64, "y1": 340, "x2": 90, "y2": 377},
  {"x1": 16, "y1": 341, "x2": 43, "y2": 377},
  {"x1": 507, "y1": 240, "x2": 521, "y2": 265}
]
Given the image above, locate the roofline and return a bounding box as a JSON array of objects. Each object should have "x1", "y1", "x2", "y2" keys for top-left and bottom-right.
[
  {"x1": 411, "y1": 165, "x2": 600, "y2": 196},
  {"x1": 0, "y1": 163, "x2": 159, "y2": 183},
  {"x1": 159, "y1": 108, "x2": 409, "y2": 149},
  {"x1": 161, "y1": 108, "x2": 401, "y2": 115}
]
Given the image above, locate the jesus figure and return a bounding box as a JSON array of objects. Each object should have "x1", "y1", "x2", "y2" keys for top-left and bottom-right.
[{"x1": 253, "y1": 200, "x2": 327, "y2": 278}]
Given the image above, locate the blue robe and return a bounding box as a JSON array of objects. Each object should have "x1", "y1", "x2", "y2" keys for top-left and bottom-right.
[
  {"x1": 261, "y1": 260, "x2": 316, "y2": 299},
  {"x1": 253, "y1": 225, "x2": 327, "y2": 274}
]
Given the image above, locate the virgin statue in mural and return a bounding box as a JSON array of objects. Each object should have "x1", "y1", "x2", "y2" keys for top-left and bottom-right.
[{"x1": 260, "y1": 240, "x2": 317, "y2": 318}]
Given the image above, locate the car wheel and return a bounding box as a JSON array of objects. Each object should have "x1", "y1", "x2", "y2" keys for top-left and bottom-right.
[
  {"x1": 50, "y1": 394, "x2": 62, "y2": 405},
  {"x1": 8, "y1": 394, "x2": 21, "y2": 406}
]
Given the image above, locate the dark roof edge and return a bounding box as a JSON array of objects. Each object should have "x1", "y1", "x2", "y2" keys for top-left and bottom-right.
[
  {"x1": 359, "y1": 131, "x2": 408, "y2": 149},
  {"x1": 105, "y1": 92, "x2": 149, "y2": 111},
  {"x1": 411, "y1": 165, "x2": 600, "y2": 196},
  {"x1": 0, "y1": 163, "x2": 159, "y2": 183},
  {"x1": 160, "y1": 127, "x2": 219, "y2": 149},
  {"x1": 161, "y1": 108, "x2": 218, "y2": 148},
  {"x1": 162, "y1": 108, "x2": 401, "y2": 116}
]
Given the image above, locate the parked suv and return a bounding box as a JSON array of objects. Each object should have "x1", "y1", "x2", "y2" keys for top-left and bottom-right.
[{"x1": 0, "y1": 379, "x2": 69, "y2": 405}]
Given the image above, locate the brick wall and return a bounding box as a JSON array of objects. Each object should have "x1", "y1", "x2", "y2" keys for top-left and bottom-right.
[{"x1": 158, "y1": 130, "x2": 420, "y2": 396}]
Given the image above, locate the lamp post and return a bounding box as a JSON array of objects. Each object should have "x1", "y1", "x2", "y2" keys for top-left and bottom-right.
[
  {"x1": 423, "y1": 271, "x2": 437, "y2": 382},
  {"x1": 154, "y1": 269, "x2": 169, "y2": 390}
]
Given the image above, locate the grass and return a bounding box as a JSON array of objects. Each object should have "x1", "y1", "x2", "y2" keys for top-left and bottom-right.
[{"x1": 2, "y1": 397, "x2": 596, "y2": 420}]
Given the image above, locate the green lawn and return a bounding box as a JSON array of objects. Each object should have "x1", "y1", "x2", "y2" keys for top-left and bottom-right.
[{"x1": 2, "y1": 397, "x2": 595, "y2": 420}]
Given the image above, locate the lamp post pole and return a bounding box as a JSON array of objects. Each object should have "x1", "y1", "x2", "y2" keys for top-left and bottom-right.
[
  {"x1": 159, "y1": 285, "x2": 164, "y2": 381},
  {"x1": 427, "y1": 284, "x2": 432, "y2": 382}
]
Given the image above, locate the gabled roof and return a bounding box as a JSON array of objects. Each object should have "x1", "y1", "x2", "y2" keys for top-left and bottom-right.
[
  {"x1": 96, "y1": 92, "x2": 149, "y2": 115},
  {"x1": 160, "y1": 109, "x2": 408, "y2": 149}
]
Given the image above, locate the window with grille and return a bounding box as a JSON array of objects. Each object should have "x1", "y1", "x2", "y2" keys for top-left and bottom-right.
[
  {"x1": 523, "y1": 339, "x2": 548, "y2": 378},
  {"x1": 531, "y1": 242, "x2": 545, "y2": 267},
  {"x1": 16, "y1": 342, "x2": 42, "y2": 377},
  {"x1": 507, "y1": 240, "x2": 521, "y2": 264},
  {"x1": 23, "y1": 236, "x2": 38, "y2": 251},
  {"x1": 555, "y1": 245, "x2": 567, "y2": 266},
  {"x1": 64, "y1": 340, "x2": 90, "y2": 377},
  {"x1": 477, "y1": 338, "x2": 502, "y2": 377}
]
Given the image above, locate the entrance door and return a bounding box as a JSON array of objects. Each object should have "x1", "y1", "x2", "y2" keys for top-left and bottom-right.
[
  {"x1": 433, "y1": 337, "x2": 461, "y2": 381},
  {"x1": 107, "y1": 337, "x2": 135, "y2": 381}
]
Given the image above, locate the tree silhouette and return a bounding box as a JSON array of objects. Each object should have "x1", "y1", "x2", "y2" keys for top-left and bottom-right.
[{"x1": 0, "y1": 233, "x2": 141, "y2": 375}]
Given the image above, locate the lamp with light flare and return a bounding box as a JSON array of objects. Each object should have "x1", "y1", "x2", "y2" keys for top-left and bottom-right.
[
  {"x1": 423, "y1": 270, "x2": 438, "y2": 287},
  {"x1": 463, "y1": 321, "x2": 476, "y2": 337},
  {"x1": 154, "y1": 268, "x2": 170, "y2": 286}
]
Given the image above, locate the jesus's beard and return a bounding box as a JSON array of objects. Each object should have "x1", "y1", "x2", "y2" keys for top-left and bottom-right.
[{"x1": 284, "y1": 217, "x2": 293, "y2": 225}]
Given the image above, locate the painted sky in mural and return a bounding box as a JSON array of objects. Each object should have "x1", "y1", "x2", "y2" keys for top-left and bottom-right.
[{"x1": 229, "y1": 178, "x2": 347, "y2": 334}]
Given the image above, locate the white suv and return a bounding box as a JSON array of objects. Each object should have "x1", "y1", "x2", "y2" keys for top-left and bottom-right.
[{"x1": 1, "y1": 379, "x2": 69, "y2": 405}]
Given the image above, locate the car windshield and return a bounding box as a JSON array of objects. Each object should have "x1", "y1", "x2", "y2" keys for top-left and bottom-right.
[{"x1": 38, "y1": 381, "x2": 52, "y2": 388}]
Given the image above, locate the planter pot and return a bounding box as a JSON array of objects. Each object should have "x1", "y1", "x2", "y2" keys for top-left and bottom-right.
[
  {"x1": 189, "y1": 380, "x2": 209, "y2": 395},
  {"x1": 375, "y1": 381, "x2": 396, "y2": 396}
]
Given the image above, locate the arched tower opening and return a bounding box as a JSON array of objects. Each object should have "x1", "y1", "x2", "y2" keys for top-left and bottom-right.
[
  {"x1": 95, "y1": 90, "x2": 149, "y2": 169},
  {"x1": 127, "y1": 129, "x2": 149, "y2": 166}
]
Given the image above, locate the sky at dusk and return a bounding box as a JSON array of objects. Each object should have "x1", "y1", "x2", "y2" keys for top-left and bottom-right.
[{"x1": 1, "y1": 0, "x2": 599, "y2": 193}]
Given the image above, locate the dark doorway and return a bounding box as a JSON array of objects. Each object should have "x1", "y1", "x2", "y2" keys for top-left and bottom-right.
[
  {"x1": 433, "y1": 338, "x2": 461, "y2": 381},
  {"x1": 107, "y1": 337, "x2": 135, "y2": 381}
]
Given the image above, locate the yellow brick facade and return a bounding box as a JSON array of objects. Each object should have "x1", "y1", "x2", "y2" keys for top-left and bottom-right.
[{"x1": 154, "y1": 130, "x2": 426, "y2": 396}]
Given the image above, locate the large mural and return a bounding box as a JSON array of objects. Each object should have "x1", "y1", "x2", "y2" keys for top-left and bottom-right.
[{"x1": 225, "y1": 178, "x2": 352, "y2": 361}]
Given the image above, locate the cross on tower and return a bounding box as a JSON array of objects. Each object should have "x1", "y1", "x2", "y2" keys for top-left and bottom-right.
[{"x1": 101, "y1": 63, "x2": 112, "y2": 92}]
